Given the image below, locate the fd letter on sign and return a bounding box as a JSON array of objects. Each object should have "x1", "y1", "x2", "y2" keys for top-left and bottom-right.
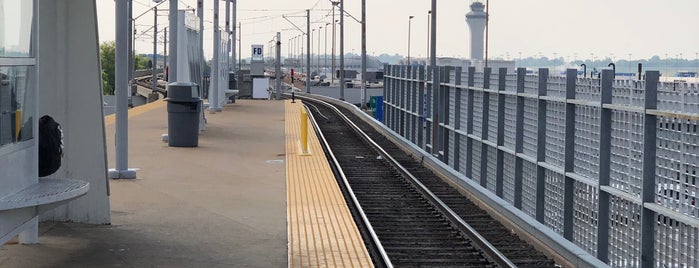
[{"x1": 251, "y1": 45, "x2": 263, "y2": 62}]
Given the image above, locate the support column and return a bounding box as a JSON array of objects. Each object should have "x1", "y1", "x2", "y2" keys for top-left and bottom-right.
[
  {"x1": 429, "y1": 0, "x2": 437, "y2": 156},
  {"x1": 211, "y1": 0, "x2": 220, "y2": 112},
  {"x1": 465, "y1": 67, "x2": 475, "y2": 179},
  {"x1": 535, "y1": 68, "x2": 549, "y2": 222},
  {"x1": 453, "y1": 67, "x2": 463, "y2": 171},
  {"x1": 640, "y1": 71, "x2": 660, "y2": 268},
  {"x1": 275, "y1": 32, "x2": 282, "y2": 100},
  {"x1": 514, "y1": 67, "x2": 525, "y2": 208},
  {"x1": 17, "y1": 217, "x2": 38, "y2": 244},
  {"x1": 198, "y1": 0, "x2": 204, "y2": 96},
  {"x1": 441, "y1": 66, "x2": 452, "y2": 164},
  {"x1": 360, "y1": 0, "x2": 367, "y2": 109},
  {"x1": 152, "y1": 7, "x2": 158, "y2": 96},
  {"x1": 339, "y1": 1, "x2": 344, "y2": 99},
  {"x1": 417, "y1": 65, "x2": 425, "y2": 148},
  {"x1": 480, "y1": 67, "x2": 491, "y2": 187},
  {"x1": 595, "y1": 69, "x2": 613, "y2": 262},
  {"x1": 306, "y1": 9, "x2": 311, "y2": 94},
  {"x1": 108, "y1": 0, "x2": 137, "y2": 179},
  {"x1": 232, "y1": 0, "x2": 237, "y2": 72},
  {"x1": 168, "y1": 0, "x2": 178, "y2": 82},
  {"x1": 225, "y1": 0, "x2": 230, "y2": 71},
  {"x1": 495, "y1": 68, "x2": 507, "y2": 197},
  {"x1": 563, "y1": 68, "x2": 578, "y2": 240}
]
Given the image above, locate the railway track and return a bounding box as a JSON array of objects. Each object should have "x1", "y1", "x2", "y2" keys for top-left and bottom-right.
[
  {"x1": 301, "y1": 96, "x2": 556, "y2": 267},
  {"x1": 134, "y1": 75, "x2": 168, "y2": 96}
]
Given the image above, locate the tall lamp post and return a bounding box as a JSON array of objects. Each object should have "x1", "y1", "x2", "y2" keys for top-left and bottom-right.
[
  {"x1": 331, "y1": 1, "x2": 339, "y2": 84},
  {"x1": 317, "y1": 26, "x2": 322, "y2": 77},
  {"x1": 407, "y1": 15, "x2": 414, "y2": 64},
  {"x1": 427, "y1": 11, "x2": 431, "y2": 64},
  {"x1": 325, "y1": 23, "x2": 330, "y2": 77}
]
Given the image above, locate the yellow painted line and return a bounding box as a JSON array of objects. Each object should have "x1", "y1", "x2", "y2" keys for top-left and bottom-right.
[
  {"x1": 286, "y1": 100, "x2": 373, "y2": 268},
  {"x1": 104, "y1": 100, "x2": 166, "y2": 126}
]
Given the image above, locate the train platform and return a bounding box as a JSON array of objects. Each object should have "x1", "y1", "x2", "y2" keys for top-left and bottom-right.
[{"x1": 0, "y1": 99, "x2": 372, "y2": 267}]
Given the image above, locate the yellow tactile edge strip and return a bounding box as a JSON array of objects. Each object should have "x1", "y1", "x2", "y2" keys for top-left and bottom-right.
[
  {"x1": 286, "y1": 100, "x2": 374, "y2": 268},
  {"x1": 104, "y1": 99, "x2": 166, "y2": 126}
]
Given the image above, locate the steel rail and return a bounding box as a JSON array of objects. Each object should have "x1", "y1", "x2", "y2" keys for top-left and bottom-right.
[
  {"x1": 302, "y1": 103, "x2": 393, "y2": 268},
  {"x1": 298, "y1": 94, "x2": 517, "y2": 268}
]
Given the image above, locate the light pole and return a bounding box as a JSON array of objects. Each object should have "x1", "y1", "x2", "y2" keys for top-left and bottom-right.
[
  {"x1": 311, "y1": 28, "x2": 316, "y2": 75},
  {"x1": 407, "y1": 15, "x2": 414, "y2": 64},
  {"x1": 317, "y1": 26, "x2": 322, "y2": 77},
  {"x1": 325, "y1": 23, "x2": 329, "y2": 78},
  {"x1": 427, "y1": 11, "x2": 431, "y2": 64},
  {"x1": 331, "y1": 1, "x2": 339, "y2": 84},
  {"x1": 332, "y1": 19, "x2": 338, "y2": 83},
  {"x1": 152, "y1": 7, "x2": 158, "y2": 96}
]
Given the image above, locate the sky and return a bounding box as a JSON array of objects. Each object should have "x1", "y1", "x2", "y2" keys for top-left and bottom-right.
[{"x1": 96, "y1": 0, "x2": 699, "y2": 61}]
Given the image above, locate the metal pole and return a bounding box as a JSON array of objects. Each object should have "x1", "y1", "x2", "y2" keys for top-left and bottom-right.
[
  {"x1": 128, "y1": 0, "x2": 133, "y2": 93},
  {"x1": 360, "y1": 0, "x2": 366, "y2": 109},
  {"x1": 317, "y1": 26, "x2": 321, "y2": 77},
  {"x1": 275, "y1": 32, "x2": 282, "y2": 99},
  {"x1": 163, "y1": 27, "x2": 167, "y2": 79},
  {"x1": 225, "y1": 0, "x2": 230, "y2": 72},
  {"x1": 238, "y1": 22, "x2": 241, "y2": 71},
  {"x1": 306, "y1": 9, "x2": 311, "y2": 94},
  {"x1": 339, "y1": 0, "x2": 345, "y2": 100},
  {"x1": 152, "y1": 7, "x2": 158, "y2": 94},
  {"x1": 168, "y1": 0, "x2": 178, "y2": 82},
  {"x1": 427, "y1": 11, "x2": 430, "y2": 64},
  {"x1": 211, "y1": 0, "x2": 220, "y2": 111},
  {"x1": 232, "y1": 0, "x2": 237, "y2": 73},
  {"x1": 331, "y1": 3, "x2": 336, "y2": 84},
  {"x1": 407, "y1": 16, "x2": 412, "y2": 64},
  {"x1": 430, "y1": 0, "x2": 438, "y2": 154},
  {"x1": 198, "y1": 1, "x2": 204, "y2": 95},
  {"x1": 324, "y1": 24, "x2": 328, "y2": 78},
  {"x1": 109, "y1": 0, "x2": 136, "y2": 179}
]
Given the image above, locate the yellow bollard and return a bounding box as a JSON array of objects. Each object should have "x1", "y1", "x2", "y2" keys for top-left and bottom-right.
[
  {"x1": 300, "y1": 107, "x2": 309, "y2": 154},
  {"x1": 14, "y1": 110, "x2": 21, "y2": 141}
]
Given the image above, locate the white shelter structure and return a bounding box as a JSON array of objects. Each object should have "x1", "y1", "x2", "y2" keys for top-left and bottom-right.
[{"x1": 0, "y1": 0, "x2": 110, "y2": 245}]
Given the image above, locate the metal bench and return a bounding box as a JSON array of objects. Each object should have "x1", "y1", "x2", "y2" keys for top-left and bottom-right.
[{"x1": 0, "y1": 178, "x2": 89, "y2": 245}]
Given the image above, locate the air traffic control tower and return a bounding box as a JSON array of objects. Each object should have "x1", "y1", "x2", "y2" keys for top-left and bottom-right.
[{"x1": 466, "y1": 2, "x2": 487, "y2": 60}]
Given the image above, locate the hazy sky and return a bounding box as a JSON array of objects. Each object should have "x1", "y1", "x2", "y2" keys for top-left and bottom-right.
[{"x1": 96, "y1": 0, "x2": 699, "y2": 61}]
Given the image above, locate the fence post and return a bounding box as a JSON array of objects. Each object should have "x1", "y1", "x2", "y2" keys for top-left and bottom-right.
[
  {"x1": 431, "y1": 66, "x2": 441, "y2": 157},
  {"x1": 453, "y1": 67, "x2": 463, "y2": 172},
  {"x1": 563, "y1": 69, "x2": 579, "y2": 240},
  {"x1": 496, "y1": 68, "x2": 507, "y2": 197},
  {"x1": 418, "y1": 65, "x2": 426, "y2": 149},
  {"x1": 480, "y1": 67, "x2": 492, "y2": 188},
  {"x1": 514, "y1": 67, "x2": 526, "y2": 209},
  {"x1": 440, "y1": 66, "x2": 451, "y2": 162},
  {"x1": 535, "y1": 68, "x2": 549, "y2": 222},
  {"x1": 640, "y1": 71, "x2": 659, "y2": 268},
  {"x1": 594, "y1": 68, "x2": 614, "y2": 262},
  {"x1": 465, "y1": 67, "x2": 476, "y2": 179}
]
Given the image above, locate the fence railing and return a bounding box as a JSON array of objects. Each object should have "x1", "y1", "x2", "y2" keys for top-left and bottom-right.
[{"x1": 382, "y1": 64, "x2": 699, "y2": 267}]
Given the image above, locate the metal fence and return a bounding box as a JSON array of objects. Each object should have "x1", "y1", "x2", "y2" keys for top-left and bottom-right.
[{"x1": 383, "y1": 64, "x2": 699, "y2": 267}]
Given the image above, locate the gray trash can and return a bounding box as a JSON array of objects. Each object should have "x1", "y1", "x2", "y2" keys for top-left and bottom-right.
[{"x1": 166, "y1": 82, "x2": 201, "y2": 147}]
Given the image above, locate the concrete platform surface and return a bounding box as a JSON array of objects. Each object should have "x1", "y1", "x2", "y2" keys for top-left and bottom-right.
[{"x1": 0, "y1": 99, "x2": 288, "y2": 267}]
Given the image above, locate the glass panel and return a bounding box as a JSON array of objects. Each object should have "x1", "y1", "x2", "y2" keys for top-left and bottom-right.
[
  {"x1": 0, "y1": 0, "x2": 34, "y2": 57},
  {"x1": 0, "y1": 65, "x2": 35, "y2": 145}
]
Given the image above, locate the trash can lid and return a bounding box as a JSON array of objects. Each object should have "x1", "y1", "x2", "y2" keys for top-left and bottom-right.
[{"x1": 166, "y1": 82, "x2": 200, "y2": 102}]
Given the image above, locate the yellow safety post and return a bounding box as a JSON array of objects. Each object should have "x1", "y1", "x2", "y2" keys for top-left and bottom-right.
[
  {"x1": 300, "y1": 107, "x2": 309, "y2": 154},
  {"x1": 14, "y1": 110, "x2": 21, "y2": 141}
]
